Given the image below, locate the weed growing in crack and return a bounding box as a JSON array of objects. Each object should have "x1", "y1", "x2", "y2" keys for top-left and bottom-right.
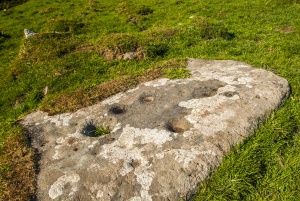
[
  {"x1": 82, "y1": 121, "x2": 110, "y2": 137},
  {"x1": 94, "y1": 125, "x2": 110, "y2": 137}
]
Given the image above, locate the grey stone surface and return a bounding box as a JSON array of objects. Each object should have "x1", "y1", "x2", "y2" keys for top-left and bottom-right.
[{"x1": 20, "y1": 59, "x2": 289, "y2": 201}]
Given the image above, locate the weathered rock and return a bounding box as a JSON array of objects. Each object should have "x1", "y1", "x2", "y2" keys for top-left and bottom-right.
[
  {"x1": 24, "y1": 29, "x2": 36, "y2": 38},
  {"x1": 168, "y1": 117, "x2": 191, "y2": 133},
  {"x1": 20, "y1": 59, "x2": 289, "y2": 201},
  {"x1": 123, "y1": 52, "x2": 137, "y2": 60}
]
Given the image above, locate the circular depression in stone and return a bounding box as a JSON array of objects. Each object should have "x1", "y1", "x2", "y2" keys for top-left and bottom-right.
[
  {"x1": 109, "y1": 104, "x2": 127, "y2": 114},
  {"x1": 81, "y1": 123, "x2": 98, "y2": 137},
  {"x1": 140, "y1": 95, "x2": 155, "y2": 103},
  {"x1": 192, "y1": 87, "x2": 218, "y2": 98},
  {"x1": 221, "y1": 91, "x2": 238, "y2": 97}
]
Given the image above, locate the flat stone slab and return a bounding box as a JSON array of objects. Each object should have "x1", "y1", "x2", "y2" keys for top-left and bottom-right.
[{"x1": 20, "y1": 59, "x2": 289, "y2": 201}]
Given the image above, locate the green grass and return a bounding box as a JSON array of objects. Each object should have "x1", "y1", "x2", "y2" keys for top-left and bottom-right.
[
  {"x1": 0, "y1": 0, "x2": 299, "y2": 200},
  {"x1": 82, "y1": 121, "x2": 110, "y2": 137},
  {"x1": 0, "y1": 0, "x2": 29, "y2": 10},
  {"x1": 195, "y1": 104, "x2": 300, "y2": 200},
  {"x1": 95, "y1": 125, "x2": 111, "y2": 137}
]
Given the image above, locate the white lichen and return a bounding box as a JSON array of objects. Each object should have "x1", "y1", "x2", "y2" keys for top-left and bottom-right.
[
  {"x1": 48, "y1": 173, "x2": 80, "y2": 199},
  {"x1": 144, "y1": 78, "x2": 169, "y2": 87},
  {"x1": 102, "y1": 93, "x2": 125, "y2": 105}
]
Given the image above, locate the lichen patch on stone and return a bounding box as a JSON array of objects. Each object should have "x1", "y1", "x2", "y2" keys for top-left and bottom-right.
[{"x1": 48, "y1": 173, "x2": 80, "y2": 199}]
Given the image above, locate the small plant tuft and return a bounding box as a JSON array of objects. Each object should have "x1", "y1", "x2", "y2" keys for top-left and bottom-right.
[
  {"x1": 116, "y1": 2, "x2": 134, "y2": 14},
  {"x1": 99, "y1": 33, "x2": 141, "y2": 60},
  {"x1": 160, "y1": 59, "x2": 190, "y2": 79},
  {"x1": 95, "y1": 125, "x2": 110, "y2": 137},
  {"x1": 0, "y1": 31, "x2": 11, "y2": 44},
  {"x1": 185, "y1": 19, "x2": 235, "y2": 41},
  {"x1": 198, "y1": 21, "x2": 234, "y2": 40},
  {"x1": 101, "y1": 33, "x2": 139, "y2": 53},
  {"x1": 44, "y1": 19, "x2": 85, "y2": 34},
  {"x1": 145, "y1": 42, "x2": 169, "y2": 58},
  {"x1": 137, "y1": 5, "x2": 153, "y2": 15},
  {"x1": 82, "y1": 121, "x2": 110, "y2": 137},
  {"x1": 163, "y1": 67, "x2": 190, "y2": 79}
]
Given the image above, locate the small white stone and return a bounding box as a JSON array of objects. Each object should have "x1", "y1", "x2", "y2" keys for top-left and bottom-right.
[{"x1": 24, "y1": 29, "x2": 36, "y2": 38}]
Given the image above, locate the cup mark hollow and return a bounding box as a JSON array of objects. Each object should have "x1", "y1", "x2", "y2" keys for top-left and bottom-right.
[
  {"x1": 110, "y1": 104, "x2": 127, "y2": 114},
  {"x1": 81, "y1": 122, "x2": 98, "y2": 137},
  {"x1": 140, "y1": 95, "x2": 155, "y2": 103}
]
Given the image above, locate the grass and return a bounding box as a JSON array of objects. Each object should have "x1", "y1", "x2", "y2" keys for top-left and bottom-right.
[
  {"x1": 195, "y1": 105, "x2": 300, "y2": 200},
  {"x1": 81, "y1": 121, "x2": 110, "y2": 137},
  {"x1": 95, "y1": 125, "x2": 110, "y2": 137},
  {"x1": 0, "y1": 0, "x2": 299, "y2": 200},
  {"x1": 0, "y1": 0, "x2": 29, "y2": 10}
]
